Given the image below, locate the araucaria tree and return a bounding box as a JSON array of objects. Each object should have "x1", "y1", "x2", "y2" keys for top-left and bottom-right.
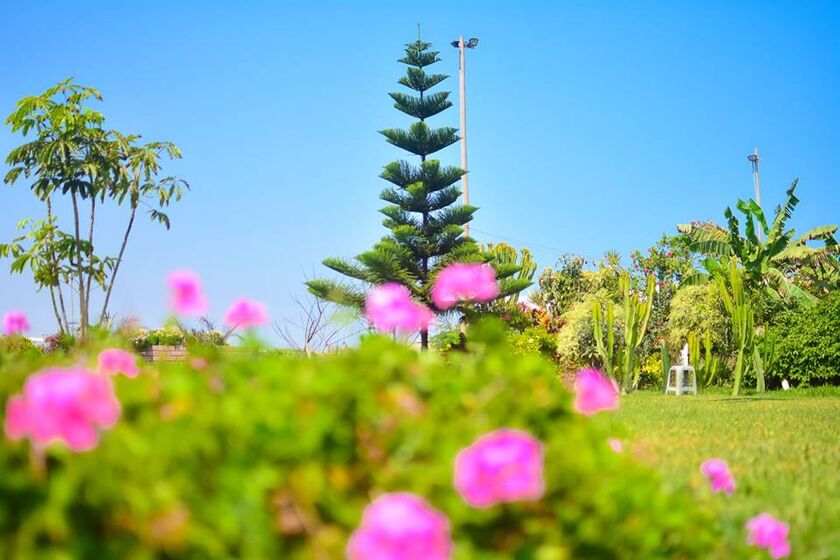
[{"x1": 308, "y1": 39, "x2": 502, "y2": 349}]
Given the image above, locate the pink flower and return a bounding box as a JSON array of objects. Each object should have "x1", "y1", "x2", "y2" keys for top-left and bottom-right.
[
  {"x1": 347, "y1": 493, "x2": 452, "y2": 560},
  {"x1": 746, "y1": 513, "x2": 791, "y2": 558},
  {"x1": 573, "y1": 368, "x2": 619, "y2": 415},
  {"x1": 700, "y1": 458, "x2": 736, "y2": 495},
  {"x1": 365, "y1": 283, "x2": 434, "y2": 333},
  {"x1": 223, "y1": 298, "x2": 269, "y2": 329},
  {"x1": 97, "y1": 348, "x2": 140, "y2": 378},
  {"x1": 454, "y1": 429, "x2": 545, "y2": 508},
  {"x1": 4, "y1": 367, "x2": 121, "y2": 452},
  {"x1": 607, "y1": 438, "x2": 624, "y2": 453},
  {"x1": 431, "y1": 263, "x2": 499, "y2": 309},
  {"x1": 167, "y1": 270, "x2": 208, "y2": 316},
  {"x1": 2, "y1": 311, "x2": 30, "y2": 335}
]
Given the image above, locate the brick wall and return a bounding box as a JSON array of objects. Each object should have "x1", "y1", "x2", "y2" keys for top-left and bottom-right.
[{"x1": 140, "y1": 345, "x2": 187, "y2": 362}]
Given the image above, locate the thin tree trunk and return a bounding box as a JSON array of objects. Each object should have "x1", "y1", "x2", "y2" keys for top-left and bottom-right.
[
  {"x1": 100, "y1": 204, "x2": 136, "y2": 323},
  {"x1": 45, "y1": 197, "x2": 69, "y2": 332},
  {"x1": 70, "y1": 191, "x2": 87, "y2": 338},
  {"x1": 56, "y1": 279, "x2": 70, "y2": 333},
  {"x1": 85, "y1": 197, "x2": 96, "y2": 323},
  {"x1": 47, "y1": 285, "x2": 64, "y2": 334}
]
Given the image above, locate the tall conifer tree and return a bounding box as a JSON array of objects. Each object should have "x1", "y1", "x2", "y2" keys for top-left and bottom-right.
[{"x1": 308, "y1": 38, "x2": 525, "y2": 348}]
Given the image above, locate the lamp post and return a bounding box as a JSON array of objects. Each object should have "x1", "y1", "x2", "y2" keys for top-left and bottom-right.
[
  {"x1": 747, "y1": 146, "x2": 762, "y2": 241},
  {"x1": 451, "y1": 36, "x2": 478, "y2": 236}
]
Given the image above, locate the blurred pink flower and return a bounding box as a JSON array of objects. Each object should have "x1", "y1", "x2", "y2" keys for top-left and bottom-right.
[
  {"x1": 347, "y1": 493, "x2": 452, "y2": 560},
  {"x1": 746, "y1": 513, "x2": 791, "y2": 559},
  {"x1": 573, "y1": 368, "x2": 619, "y2": 415},
  {"x1": 224, "y1": 298, "x2": 269, "y2": 329},
  {"x1": 454, "y1": 429, "x2": 545, "y2": 508},
  {"x1": 97, "y1": 348, "x2": 140, "y2": 378},
  {"x1": 4, "y1": 367, "x2": 121, "y2": 452},
  {"x1": 365, "y1": 283, "x2": 434, "y2": 333},
  {"x1": 431, "y1": 263, "x2": 499, "y2": 309},
  {"x1": 607, "y1": 438, "x2": 624, "y2": 453},
  {"x1": 700, "y1": 458, "x2": 735, "y2": 495},
  {"x1": 167, "y1": 270, "x2": 208, "y2": 316},
  {"x1": 2, "y1": 311, "x2": 30, "y2": 335}
]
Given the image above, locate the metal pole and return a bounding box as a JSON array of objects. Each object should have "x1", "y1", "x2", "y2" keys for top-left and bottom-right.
[
  {"x1": 457, "y1": 36, "x2": 469, "y2": 237},
  {"x1": 748, "y1": 146, "x2": 762, "y2": 241}
]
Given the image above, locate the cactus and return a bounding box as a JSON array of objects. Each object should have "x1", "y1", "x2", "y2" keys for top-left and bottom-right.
[
  {"x1": 717, "y1": 257, "x2": 754, "y2": 396},
  {"x1": 752, "y1": 332, "x2": 777, "y2": 393},
  {"x1": 660, "y1": 341, "x2": 671, "y2": 390},
  {"x1": 702, "y1": 331, "x2": 719, "y2": 387},
  {"x1": 592, "y1": 298, "x2": 616, "y2": 379},
  {"x1": 592, "y1": 273, "x2": 654, "y2": 392},
  {"x1": 687, "y1": 330, "x2": 700, "y2": 381},
  {"x1": 621, "y1": 273, "x2": 655, "y2": 392}
]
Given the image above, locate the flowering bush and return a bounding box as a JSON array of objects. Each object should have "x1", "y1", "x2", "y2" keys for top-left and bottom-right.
[
  {"x1": 131, "y1": 326, "x2": 185, "y2": 350},
  {"x1": 0, "y1": 320, "x2": 724, "y2": 558}
]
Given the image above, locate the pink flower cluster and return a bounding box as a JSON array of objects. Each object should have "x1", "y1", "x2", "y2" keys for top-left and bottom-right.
[
  {"x1": 365, "y1": 283, "x2": 433, "y2": 333},
  {"x1": 347, "y1": 493, "x2": 452, "y2": 560},
  {"x1": 167, "y1": 270, "x2": 208, "y2": 316},
  {"x1": 4, "y1": 367, "x2": 120, "y2": 452},
  {"x1": 167, "y1": 270, "x2": 270, "y2": 330},
  {"x1": 2, "y1": 311, "x2": 30, "y2": 335},
  {"x1": 573, "y1": 368, "x2": 619, "y2": 415},
  {"x1": 454, "y1": 429, "x2": 544, "y2": 508},
  {"x1": 224, "y1": 298, "x2": 269, "y2": 329},
  {"x1": 98, "y1": 348, "x2": 140, "y2": 378},
  {"x1": 431, "y1": 263, "x2": 499, "y2": 309},
  {"x1": 747, "y1": 513, "x2": 791, "y2": 558},
  {"x1": 700, "y1": 458, "x2": 736, "y2": 495}
]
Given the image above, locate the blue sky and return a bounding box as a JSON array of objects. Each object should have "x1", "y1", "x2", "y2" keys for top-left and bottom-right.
[{"x1": 1, "y1": 1, "x2": 839, "y2": 338}]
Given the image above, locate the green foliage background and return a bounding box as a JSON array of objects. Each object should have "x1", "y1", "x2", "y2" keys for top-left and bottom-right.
[{"x1": 770, "y1": 293, "x2": 840, "y2": 385}]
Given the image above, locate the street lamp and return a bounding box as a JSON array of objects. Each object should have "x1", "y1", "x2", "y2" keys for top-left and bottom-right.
[{"x1": 451, "y1": 36, "x2": 478, "y2": 236}]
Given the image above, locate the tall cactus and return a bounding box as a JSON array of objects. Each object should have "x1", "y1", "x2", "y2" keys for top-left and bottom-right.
[
  {"x1": 660, "y1": 341, "x2": 671, "y2": 390},
  {"x1": 752, "y1": 332, "x2": 777, "y2": 393},
  {"x1": 687, "y1": 331, "x2": 700, "y2": 373},
  {"x1": 592, "y1": 298, "x2": 616, "y2": 378},
  {"x1": 717, "y1": 257, "x2": 754, "y2": 396},
  {"x1": 621, "y1": 273, "x2": 655, "y2": 392},
  {"x1": 702, "y1": 331, "x2": 720, "y2": 387}
]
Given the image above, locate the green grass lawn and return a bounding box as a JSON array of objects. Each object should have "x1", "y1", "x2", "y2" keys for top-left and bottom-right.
[{"x1": 617, "y1": 388, "x2": 840, "y2": 559}]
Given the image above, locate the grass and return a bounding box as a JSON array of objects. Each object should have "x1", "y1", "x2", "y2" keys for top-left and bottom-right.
[{"x1": 617, "y1": 387, "x2": 840, "y2": 559}]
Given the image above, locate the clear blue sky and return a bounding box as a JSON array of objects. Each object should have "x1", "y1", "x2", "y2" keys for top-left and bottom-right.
[{"x1": 2, "y1": 1, "x2": 839, "y2": 338}]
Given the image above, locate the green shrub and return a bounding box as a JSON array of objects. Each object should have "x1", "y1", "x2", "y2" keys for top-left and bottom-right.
[
  {"x1": 555, "y1": 291, "x2": 624, "y2": 371},
  {"x1": 0, "y1": 321, "x2": 723, "y2": 558},
  {"x1": 667, "y1": 283, "x2": 731, "y2": 356},
  {"x1": 131, "y1": 326, "x2": 186, "y2": 350},
  {"x1": 770, "y1": 294, "x2": 840, "y2": 386},
  {"x1": 507, "y1": 324, "x2": 558, "y2": 359},
  {"x1": 0, "y1": 335, "x2": 42, "y2": 366}
]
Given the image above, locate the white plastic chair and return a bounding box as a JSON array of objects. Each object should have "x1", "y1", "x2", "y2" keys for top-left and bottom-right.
[{"x1": 665, "y1": 365, "x2": 697, "y2": 395}]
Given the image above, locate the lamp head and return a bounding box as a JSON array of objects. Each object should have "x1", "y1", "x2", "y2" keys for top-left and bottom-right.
[{"x1": 467, "y1": 37, "x2": 479, "y2": 48}]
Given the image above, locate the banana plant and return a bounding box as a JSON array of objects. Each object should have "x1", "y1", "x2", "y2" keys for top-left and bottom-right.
[
  {"x1": 592, "y1": 298, "x2": 617, "y2": 379},
  {"x1": 680, "y1": 180, "x2": 839, "y2": 307},
  {"x1": 717, "y1": 258, "x2": 755, "y2": 396}
]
